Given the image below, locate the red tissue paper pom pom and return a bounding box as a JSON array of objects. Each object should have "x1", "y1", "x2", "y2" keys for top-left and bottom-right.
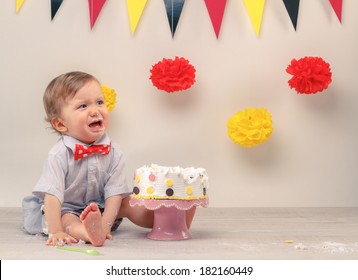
[
  {"x1": 150, "y1": 56, "x2": 196, "y2": 93},
  {"x1": 286, "y1": 56, "x2": 332, "y2": 94}
]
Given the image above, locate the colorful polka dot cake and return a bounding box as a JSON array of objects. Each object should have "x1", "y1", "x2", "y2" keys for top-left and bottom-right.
[{"x1": 131, "y1": 164, "x2": 208, "y2": 200}]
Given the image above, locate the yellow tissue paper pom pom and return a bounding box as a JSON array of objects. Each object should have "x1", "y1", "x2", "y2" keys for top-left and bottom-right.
[
  {"x1": 101, "y1": 84, "x2": 117, "y2": 112},
  {"x1": 227, "y1": 108, "x2": 273, "y2": 148}
]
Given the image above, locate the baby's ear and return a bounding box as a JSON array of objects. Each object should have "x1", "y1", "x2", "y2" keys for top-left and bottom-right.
[{"x1": 51, "y1": 117, "x2": 68, "y2": 133}]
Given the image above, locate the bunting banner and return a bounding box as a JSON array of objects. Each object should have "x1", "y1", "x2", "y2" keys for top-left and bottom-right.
[
  {"x1": 283, "y1": 0, "x2": 300, "y2": 30},
  {"x1": 204, "y1": 0, "x2": 227, "y2": 39},
  {"x1": 16, "y1": 0, "x2": 25, "y2": 13},
  {"x1": 329, "y1": 0, "x2": 343, "y2": 23},
  {"x1": 88, "y1": 0, "x2": 107, "y2": 29},
  {"x1": 164, "y1": 0, "x2": 185, "y2": 37},
  {"x1": 243, "y1": 0, "x2": 266, "y2": 37},
  {"x1": 14, "y1": 1, "x2": 344, "y2": 36},
  {"x1": 51, "y1": 0, "x2": 64, "y2": 20},
  {"x1": 126, "y1": 0, "x2": 148, "y2": 35}
]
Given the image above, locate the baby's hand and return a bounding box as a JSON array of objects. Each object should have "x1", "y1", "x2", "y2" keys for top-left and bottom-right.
[{"x1": 46, "y1": 232, "x2": 78, "y2": 246}]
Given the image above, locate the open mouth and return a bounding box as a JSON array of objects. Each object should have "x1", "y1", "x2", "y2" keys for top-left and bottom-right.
[{"x1": 89, "y1": 119, "x2": 103, "y2": 130}]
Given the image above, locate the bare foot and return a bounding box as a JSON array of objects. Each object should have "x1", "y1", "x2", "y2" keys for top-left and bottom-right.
[{"x1": 80, "y1": 203, "x2": 106, "y2": 247}]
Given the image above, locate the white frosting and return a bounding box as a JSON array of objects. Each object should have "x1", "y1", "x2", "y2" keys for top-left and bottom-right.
[{"x1": 132, "y1": 164, "x2": 208, "y2": 200}]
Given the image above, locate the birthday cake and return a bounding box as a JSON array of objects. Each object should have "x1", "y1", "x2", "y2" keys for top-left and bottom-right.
[{"x1": 131, "y1": 164, "x2": 208, "y2": 200}]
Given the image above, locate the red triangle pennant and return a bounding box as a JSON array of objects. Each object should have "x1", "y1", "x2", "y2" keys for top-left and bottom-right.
[
  {"x1": 329, "y1": 0, "x2": 343, "y2": 23},
  {"x1": 88, "y1": 0, "x2": 107, "y2": 29},
  {"x1": 204, "y1": 0, "x2": 227, "y2": 39}
]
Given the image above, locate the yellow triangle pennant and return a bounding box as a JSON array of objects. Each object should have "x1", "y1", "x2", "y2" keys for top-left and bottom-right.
[
  {"x1": 16, "y1": 0, "x2": 25, "y2": 13},
  {"x1": 126, "y1": 0, "x2": 148, "y2": 35},
  {"x1": 243, "y1": 0, "x2": 266, "y2": 36}
]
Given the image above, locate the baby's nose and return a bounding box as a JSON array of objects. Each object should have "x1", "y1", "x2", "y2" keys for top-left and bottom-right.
[{"x1": 90, "y1": 110, "x2": 100, "y2": 117}]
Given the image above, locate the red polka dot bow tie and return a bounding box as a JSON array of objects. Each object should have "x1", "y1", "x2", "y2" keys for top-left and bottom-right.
[{"x1": 74, "y1": 143, "x2": 111, "y2": 160}]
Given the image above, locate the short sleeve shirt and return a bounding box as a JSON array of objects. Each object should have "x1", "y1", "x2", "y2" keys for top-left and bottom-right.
[{"x1": 32, "y1": 134, "x2": 130, "y2": 212}]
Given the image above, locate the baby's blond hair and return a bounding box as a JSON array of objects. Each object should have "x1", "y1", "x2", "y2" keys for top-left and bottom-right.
[{"x1": 43, "y1": 71, "x2": 99, "y2": 131}]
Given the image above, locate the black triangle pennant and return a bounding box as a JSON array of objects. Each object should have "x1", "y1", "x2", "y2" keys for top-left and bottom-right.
[
  {"x1": 283, "y1": 0, "x2": 300, "y2": 30},
  {"x1": 51, "y1": 0, "x2": 64, "y2": 20},
  {"x1": 164, "y1": 0, "x2": 185, "y2": 37}
]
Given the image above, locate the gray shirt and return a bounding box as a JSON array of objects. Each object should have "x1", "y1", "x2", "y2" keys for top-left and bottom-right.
[{"x1": 32, "y1": 134, "x2": 130, "y2": 212}]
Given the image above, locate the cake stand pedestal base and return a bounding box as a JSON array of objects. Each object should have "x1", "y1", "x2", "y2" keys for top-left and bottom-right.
[
  {"x1": 129, "y1": 197, "x2": 208, "y2": 241},
  {"x1": 148, "y1": 205, "x2": 191, "y2": 240}
]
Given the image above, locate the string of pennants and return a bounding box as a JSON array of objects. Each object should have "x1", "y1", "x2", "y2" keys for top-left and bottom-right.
[{"x1": 15, "y1": 0, "x2": 343, "y2": 37}]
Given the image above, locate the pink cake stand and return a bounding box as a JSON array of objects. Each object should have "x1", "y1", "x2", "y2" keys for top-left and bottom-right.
[{"x1": 129, "y1": 197, "x2": 208, "y2": 241}]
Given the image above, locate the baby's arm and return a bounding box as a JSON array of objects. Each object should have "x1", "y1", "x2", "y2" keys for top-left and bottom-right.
[
  {"x1": 101, "y1": 195, "x2": 123, "y2": 239},
  {"x1": 44, "y1": 193, "x2": 77, "y2": 246}
]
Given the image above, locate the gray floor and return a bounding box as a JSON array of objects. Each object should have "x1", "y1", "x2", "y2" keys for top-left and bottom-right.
[{"x1": 1, "y1": 207, "x2": 358, "y2": 260}]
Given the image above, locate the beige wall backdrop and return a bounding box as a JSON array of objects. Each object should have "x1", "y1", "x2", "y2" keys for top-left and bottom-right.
[{"x1": 1, "y1": 0, "x2": 357, "y2": 207}]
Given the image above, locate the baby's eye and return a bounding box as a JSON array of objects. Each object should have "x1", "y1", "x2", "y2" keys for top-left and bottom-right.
[
  {"x1": 96, "y1": 100, "x2": 104, "y2": 105},
  {"x1": 78, "y1": 104, "x2": 87, "y2": 109}
]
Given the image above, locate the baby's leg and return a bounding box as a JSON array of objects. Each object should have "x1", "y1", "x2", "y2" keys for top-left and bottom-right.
[
  {"x1": 118, "y1": 197, "x2": 196, "y2": 229},
  {"x1": 62, "y1": 203, "x2": 106, "y2": 247},
  {"x1": 79, "y1": 203, "x2": 107, "y2": 246},
  {"x1": 118, "y1": 197, "x2": 154, "y2": 228}
]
